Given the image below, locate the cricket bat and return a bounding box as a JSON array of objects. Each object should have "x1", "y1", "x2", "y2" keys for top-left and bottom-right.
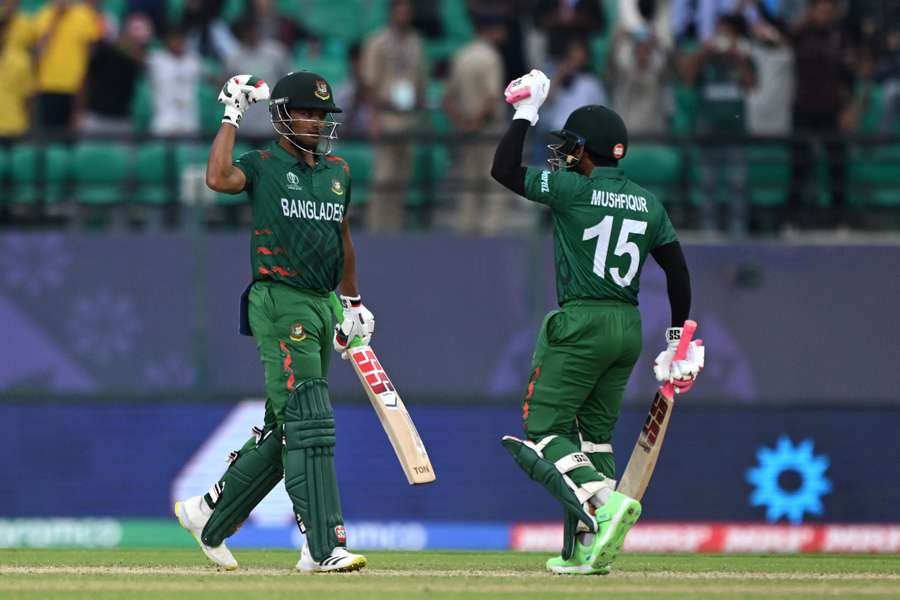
[
  {"x1": 330, "y1": 294, "x2": 436, "y2": 485},
  {"x1": 618, "y1": 320, "x2": 697, "y2": 501}
]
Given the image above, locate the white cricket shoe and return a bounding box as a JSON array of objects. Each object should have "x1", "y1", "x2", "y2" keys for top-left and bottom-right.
[
  {"x1": 295, "y1": 543, "x2": 367, "y2": 573},
  {"x1": 174, "y1": 495, "x2": 238, "y2": 571}
]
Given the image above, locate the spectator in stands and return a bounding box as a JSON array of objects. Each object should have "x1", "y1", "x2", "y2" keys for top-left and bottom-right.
[
  {"x1": 672, "y1": 0, "x2": 760, "y2": 44},
  {"x1": 247, "y1": 0, "x2": 307, "y2": 50},
  {"x1": 534, "y1": 0, "x2": 607, "y2": 62},
  {"x1": 683, "y1": 13, "x2": 756, "y2": 234},
  {"x1": 608, "y1": 27, "x2": 670, "y2": 134},
  {"x1": 223, "y1": 17, "x2": 290, "y2": 139},
  {"x1": 542, "y1": 38, "x2": 608, "y2": 131},
  {"x1": 361, "y1": 0, "x2": 427, "y2": 232},
  {"x1": 181, "y1": 0, "x2": 237, "y2": 62},
  {"x1": 617, "y1": 0, "x2": 674, "y2": 50},
  {"x1": 746, "y1": 2, "x2": 794, "y2": 135},
  {"x1": 877, "y1": 27, "x2": 900, "y2": 133},
  {"x1": 32, "y1": 0, "x2": 103, "y2": 133},
  {"x1": 444, "y1": 11, "x2": 508, "y2": 233},
  {"x1": 126, "y1": 0, "x2": 166, "y2": 39},
  {"x1": 0, "y1": 0, "x2": 34, "y2": 143},
  {"x1": 77, "y1": 13, "x2": 153, "y2": 136},
  {"x1": 788, "y1": 0, "x2": 860, "y2": 225},
  {"x1": 335, "y1": 43, "x2": 375, "y2": 137},
  {"x1": 467, "y1": 0, "x2": 529, "y2": 82},
  {"x1": 147, "y1": 25, "x2": 201, "y2": 136}
]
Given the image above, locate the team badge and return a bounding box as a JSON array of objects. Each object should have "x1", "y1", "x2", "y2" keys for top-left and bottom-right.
[
  {"x1": 289, "y1": 322, "x2": 306, "y2": 342},
  {"x1": 334, "y1": 525, "x2": 346, "y2": 544},
  {"x1": 314, "y1": 80, "x2": 331, "y2": 101},
  {"x1": 613, "y1": 143, "x2": 625, "y2": 159},
  {"x1": 331, "y1": 178, "x2": 344, "y2": 195}
]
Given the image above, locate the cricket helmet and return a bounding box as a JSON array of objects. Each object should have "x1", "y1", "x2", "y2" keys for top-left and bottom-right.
[
  {"x1": 269, "y1": 70, "x2": 342, "y2": 155},
  {"x1": 547, "y1": 105, "x2": 628, "y2": 171}
]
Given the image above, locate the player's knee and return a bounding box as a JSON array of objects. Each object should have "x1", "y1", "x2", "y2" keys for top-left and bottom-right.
[{"x1": 284, "y1": 377, "x2": 335, "y2": 450}]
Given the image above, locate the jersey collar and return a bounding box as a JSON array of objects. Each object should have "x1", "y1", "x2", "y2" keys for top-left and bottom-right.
[
  {"x1": 590, "y1": 167, "x2": 625, "y2": 179},
  {"x1": 270, "y1": 141, "x2": 323, "y2": 170}
]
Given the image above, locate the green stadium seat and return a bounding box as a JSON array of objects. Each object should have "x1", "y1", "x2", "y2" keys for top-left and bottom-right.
[
  {"x1": 135, "y1": 142, "x2": 172, "y2": 205},
  {"x1": 73, "y1": 142, "x2": 130, "y2": 205},
  {"x1": 9, "y1": 144, "x2": 71, "y2": 205},
  {"x1": 622, "y1": 144, "x2": 683, "y2": 204},
  {"x1": 848, "y1": 143, "x2": 900, "y2": 206},
  {"x1": 291, "y1": 43, "x2": 347, "y2": 88},
  {"x1": 0, "y1": 146, "x2": 7, "y2": 203},
  {"x1": 9, "y1": 144, "x2": 37, "y2": 203},
  {"x1": 442, "y1": 0, "x2": 473, "y2": 41},
  {"x1": 304, "y1": 0, "x2": 368, "y2": 44},
  {"x1": 747, "y1": 144, "x2": 791, "y2": 206}
]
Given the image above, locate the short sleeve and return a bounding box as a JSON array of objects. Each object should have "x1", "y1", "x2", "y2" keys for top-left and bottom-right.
[
  {"x1": 651, "y1": 206, "x2": 679, "y2": 249},
  {"x1": 233, "y1": 151, "x2": 261, "y2": 192},
  {"x1": 523, "y1": 167, "x2": 579, "y2": 210}
]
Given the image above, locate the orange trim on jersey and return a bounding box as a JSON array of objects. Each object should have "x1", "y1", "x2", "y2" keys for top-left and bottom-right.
[
  {"x1": 280, "y1": 340, "x2": 296, "y2": 391},
  {"x1": 254, "y1": 228, "x2": 273, "y2": 235},
  {"x1": 523, "y1": 367, "x2": 541, "y2": 421},
  {"x1": 257, "y1": 247, "x2": 273, "y2": 255},
  {"x1": 325, "y1": 155, "x2": 350, "y2": 175}
]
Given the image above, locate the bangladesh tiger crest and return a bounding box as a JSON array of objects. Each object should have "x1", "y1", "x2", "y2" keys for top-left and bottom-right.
[
  {"x1": 334, "y1": 525, "x2": 346, "y2": 544},
  {"x1": 314, "y1": 80, "x2": 331, "y2": 101},
  {"x1": 289, "y1": 322, "x2": 306, "y2": 342},
  {"x1": 331, "y1": 178, "x2": 344, "y2": 195}
]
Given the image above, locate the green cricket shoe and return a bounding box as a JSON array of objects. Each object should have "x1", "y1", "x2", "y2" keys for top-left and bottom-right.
[
  {"x1": 587, "y1": 491, "x2": 641, "y2": 570},
  {"x1": 546, "y1": 542, "x2": 611, "y2": 575}
]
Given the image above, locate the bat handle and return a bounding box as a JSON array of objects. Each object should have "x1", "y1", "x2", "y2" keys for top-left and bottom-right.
[
  {"x1": 329, "y1": 292, "x2": 365, "y2": 349},
  {"x1": 673, "y1": 320, "x2": 697, "y2": 361},
  {"x1": 662, "y1": 319, "x2": 697, "y2": 397}
]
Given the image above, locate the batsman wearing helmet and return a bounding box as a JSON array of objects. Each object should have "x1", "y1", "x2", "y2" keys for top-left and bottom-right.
[
  {"x1": 174, "y1": 71, "x2": 372, "y2": 573},
  {"x1": 491, "y1": 70, "x2": 705, "y2": 574}
]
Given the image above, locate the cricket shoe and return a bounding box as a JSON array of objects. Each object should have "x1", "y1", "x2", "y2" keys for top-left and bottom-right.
[
  {"x1": 174, "y1": 495, "x2": 238, "y2": 571},
  {"x1": 546, "y1": 542, "x2": 611, "y2": 575},
  {"x1": 587, "y1": 490, "x2": 641, "y2": 571},
  {"x1": 296, "y1": 543, "x2": 367, "y2": 573}
]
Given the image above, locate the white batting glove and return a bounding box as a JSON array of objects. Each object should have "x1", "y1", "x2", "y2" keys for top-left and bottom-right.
[
  {"x1": 218, "y1": 74, "x2": 270, "y2": 128},
  {"x1": 504, "y1": 69, "x2": 551, "y2": 126},
  {"x1": 653, "y1": 327, "x2": 705, "y2": 394},
  {"x1": 333, "y1": 295, "x2": 375, "y2": 358}
]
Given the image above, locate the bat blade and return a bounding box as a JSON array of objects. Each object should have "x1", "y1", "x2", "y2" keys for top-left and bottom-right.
[
  {"x1": 347, "y1": 345, "x2": 436, "y2": 485},
  {"x1": 618, "y1": 320, "x2": 697, "y2": 500}
]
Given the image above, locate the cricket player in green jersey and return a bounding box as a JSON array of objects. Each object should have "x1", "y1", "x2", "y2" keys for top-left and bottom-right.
[
  {"x1": 174, "y1": 71, "x2": 373, "y2": 573},
  {"x1": 492, "y1": 70, "x2": 706, "y2": 574}
]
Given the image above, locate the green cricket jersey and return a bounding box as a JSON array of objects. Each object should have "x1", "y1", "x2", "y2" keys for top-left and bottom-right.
[
  {"x1": 234, "y1": 142, "x2": 351, "y2": 295},
  {"x1": 524, "y1": 166, "x2": 677, "y2": 306}
]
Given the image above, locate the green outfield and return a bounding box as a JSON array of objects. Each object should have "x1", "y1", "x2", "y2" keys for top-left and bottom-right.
[{"x1": 0, "y1": 549, "x2": 897, "y2": 599}]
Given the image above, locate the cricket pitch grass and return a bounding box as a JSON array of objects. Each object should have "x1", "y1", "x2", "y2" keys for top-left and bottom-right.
[{"x1": 1, "y1": 549, "x2": 898, "y2": 599}]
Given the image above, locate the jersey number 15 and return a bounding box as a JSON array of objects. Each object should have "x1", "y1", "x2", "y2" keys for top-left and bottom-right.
[{"x1": 583, "y1": 216, "x2": 647, "y2": 288}]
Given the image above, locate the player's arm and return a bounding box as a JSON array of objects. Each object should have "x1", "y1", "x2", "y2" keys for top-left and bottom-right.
[
  {"x1": 650, "y1": 241, "x2": 691, "y2": 327},
  {"x1": 650, "y1": 241, "x2": 703, "y2": 392},
  {"x1": 206, "y1": 124, "x2": 246, "y2": 193},
  {"x1": 333, "y1": 207, "x2": 374, "y2": 356},
  {"x1": 491, "y1": 69, "x2": 551, "y2": 196},
  {"x1": 206, "y1": 74, "x2": 270, "y2": 193},
  {"x1": 338, "y1": 217, "x2": 359, "y2": 297}
]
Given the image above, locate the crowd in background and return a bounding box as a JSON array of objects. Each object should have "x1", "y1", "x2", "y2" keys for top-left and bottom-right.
[{"x1": 0, "y1": 0, "x2": 897, "y2": 233}]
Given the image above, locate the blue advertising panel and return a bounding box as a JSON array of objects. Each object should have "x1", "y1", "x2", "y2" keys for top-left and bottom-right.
[{"x1": 3, "y1": 403, "x2": 899, "y2": 525}]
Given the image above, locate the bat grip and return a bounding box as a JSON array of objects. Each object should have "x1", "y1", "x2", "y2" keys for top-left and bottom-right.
[
  {"x1": 329, "y1": 292, "x2": 364, "y2": 349},
  {"x1": 662, "y1": 319, "x2": 697, "y2": 397}
]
